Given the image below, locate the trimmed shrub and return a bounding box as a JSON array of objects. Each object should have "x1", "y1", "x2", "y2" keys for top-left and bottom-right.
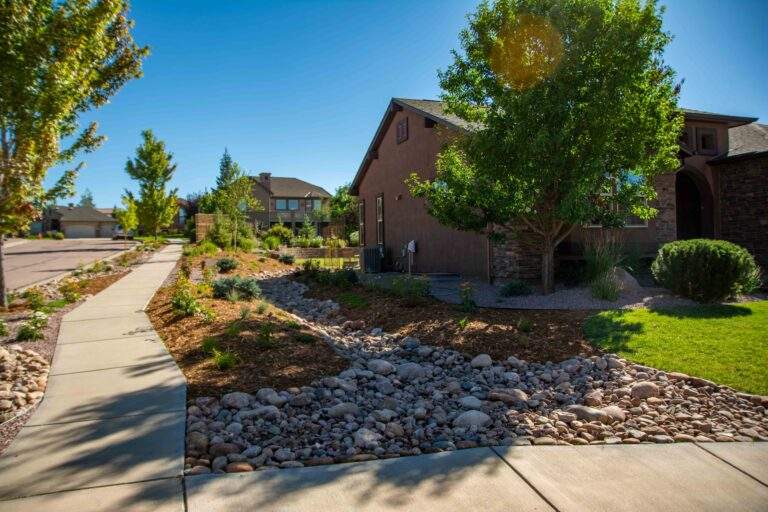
[
  {"x1": 212, "y1": 276, "x2": 261, "y2": 300},
  {"x1": 216, "y1": 257, "x2": 239, "y2": 273},
  {"x1": 499, "y1": 279, "x2": 532, "y2": 297},
  {"x1": 171, "y1": 278, "x2": 202, "y2": 317},
  {"x1": 237, "y1": 237, "x2": 256, "y2": 252},
  {"x1": 266, "y1": 224, "x2": 293, "y2": 244},
  {"x1": 278, "y1": 254, "x2": 295, "y2": 265},
  {"x1": 651, "y1": 239, "x2": 761, "y2": 302}
]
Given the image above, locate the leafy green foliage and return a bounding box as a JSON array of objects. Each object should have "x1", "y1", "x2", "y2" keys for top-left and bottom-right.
[
  {"x1": 257, "y1": 323, "x2": 277, "y2": 348},
  {"x1": 16, "y1": 311, "x2": 48, "y2": 341},
  {"x1": 125, "y1": 130, "x2": 179, "y2": 237},
  {"x1": 652, "y1": 239, "x2": 762, "y2": 302},
  {"x1": 348, "y1": 231, "x2": 360, "y2": 247},
  {"x1": 517, "y1": 318, "x2": 534, "y2": 333},
  {"x1": 304, "y1": 267, "x2": 358, "y2": 289},
  {"x1": 201, "y1": 337, "x2": 221, "y2": 355},
  {"x1": 329, "y1": 184, "x2": 358, "y2": 240},
  {"x1": 22, "y1": 287, "x2": 46, "y2": 311},
  {"x1": 212, "y1": 276, "x2": 261, "y2": 300},
  {"x1": 262, "y1": 235, "x2": 281, "y2": 251},
  {"x1": 457, "y1": 316, "x2": 470, "y2": 330},
  {"x1": 265, "y1": 224, "x2": 293, "y2": 245},
  {"x1": 256, "y1": 301, "x2": 268, "y2": 314},
  {"x1": 278, "y1": 254, "x2": 295, "y2": 265},
  {"x1": 0, "y1": 319, "x2": 8, "y2": 337},
  {"x1": 79, "y1": 189, "x2": 95, "y2": 208},
  {"x1": 584, "y1": 237, "x2": 624, "y2": 284},
  {"x1": 183, "y1": 240, "x2": 219, "y2": 257},
  {"x1": 499, "y1": 279, "x2": 532, "y2": 297},
  {"x1": 216, "y1": 257, "x2": 239, "y2": 273},
  {"x1": 407, "y1": 0, "x2": 682, "y2": 293},
  {"x1": 294, "y1": 332, "x2": 315, "y2": 344},
  {"x1": 113, "y1": 196, "x2": 139, "y2": 240},
  {"x1": 171, "y1": 278, "x2": 202, "y2": 317},
  {"x1": 392, "y1": 275, "x2": 431, "y2": 307}
]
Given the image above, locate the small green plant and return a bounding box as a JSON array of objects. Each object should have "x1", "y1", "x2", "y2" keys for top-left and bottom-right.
[
  {"x1": 590, "y1": 272, "x2": 620, "y2": 301},
  {"x1": 239, "y1": 305, "x2": 252, "y2": 321},
  {"x1": 203, "y1": 267, "x2": 215, "y2": 285},
  {"x1": 22, "y1": 287, "x2": 46, "y2": 311},
  {"x1": 266, "y1": 224, "x2": 293, "y2": 244},
  {"x1": 16, "y1": 311, "x2": 48, "y2": 341},
  {"x1": 183, "y1": 240, "x2": 219, "y2": 257},
  {"x1": 458, "y1": 281, "x2": 476, "y2": 312},
  {"x1": 200, "y1": 306, "x2": 217, "y2": 324},
  {"x1": 0, "y1": 319, "x2": 8, "y2": 337},
  {"x1": 294, "y1": 332, "x2": 315, "y2": 344},
  {"x1": 278, "y1": 254, "x2": 295, "y2": 265},
  {"x1": 337, "y1": 291, "x2": 369, "y2": 309},
  {"x1": 262, "y1": 235, "x2": 281, "y2": 251},
  {"x1": 391, "y1": 275, "x2": 431, "y2": 307},
  {"x1": 212, "y1": 349, "x2": 237, "y2": 370},
  {"x1": 457, "y1": 316, "x2": 470, "y2": 330},
  {"x1": 213, "y1": 276, "x2": 261, "y2": 300},
  {"x1": 224, "y1": 320, "x2": 243, "y2": 337},
  {"x1": 517, "y1": 318, "x2": 534, "y2": 333},
  {"x1": 201, "y1": 336, "x2": 221, "y2": 355},
  {"x1": 225, "y1": 288, "x2": 242, "y2": 303},
  {"x1": 171, "y1": 278, "x2": 202, "y2": 317},
  {"x1": 43, "y1": 298, "x2": 68, "y2": 312},
  {"x1": 58, "y1": 279, "x2": 82, "y2": 303},
  {"x1": 257, "y1": 323, "x2": 277, "y2": 348},
  {"x1": 256, "y1": 301, "x2": 268, "y2": 314},
  {"x1": 499, "y1": 279, "x2": 532, "y2": 297},
  {"x1": 216, "y1": 257, "x2": 239, "y2": 273},
  {"x1": 285, "y1": 319, "x2": 301, "y2": 329}
]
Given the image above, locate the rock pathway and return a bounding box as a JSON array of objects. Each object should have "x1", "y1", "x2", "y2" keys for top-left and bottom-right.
[{"x1": 184, "y1": 277, "x2": 768, "y2": 475}]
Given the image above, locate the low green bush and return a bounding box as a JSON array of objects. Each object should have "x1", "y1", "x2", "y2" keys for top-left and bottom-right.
[
  {"x1": 216, "y1": 257, "x2": 239, "y2": 273},
  {"x1": 278, "y1": 254, "x2": 295, "y2": 265},
  {"x1": 22, "y1": 287, "x2": 46, "y2": 311},
  {"x1": 201, "y1": 336, "x2": 221, "y2": 355},
  {"x1": 212, "y1": 276, "x2": 261, "y2": 300},
  {"x1": 294, "y1": 332, "x2": 315, "y2": 344},
  {"x1": 262, "y1": 235, "x2": 281, "y2": 251},
  {"x1": 499, "y1": 279, "x2": 531, "y2": 297},
  {"x1": 266, "y1": 224, "x2": 293, "y2": 244},
  {"x1": 517, "y1": 318, "x2": 534, "y2": 333},
  {"x1": 183, "y1": 240, "x2": 219, "y2": 257},
  {"x1": 348, "y1": 231, "x2": 360, "y2": 246},
  {"x1": 0, "y1": 319, "x2": 8, "y2": 337},
  {"x1": 652, "y1": 239, "x2": 761, "y2": 302},
  {"x1": 392, "y1": 275, "x2": 431, "y2": 307},
  {"x1": 212, "y1": 349, "x2": 237, "y2": 369},
  {"x1": 458, "y1": 281, "x2": 475, "y2": 312},
  {"x1": 16, "y1": 311, "x2": 48, "y2": 341},
  {"x1": 171, "y1": 280, "x2": 202, "y2": 317},
  {"x1": 337, "y1": 291, "x2": 368, "y2": 309}
]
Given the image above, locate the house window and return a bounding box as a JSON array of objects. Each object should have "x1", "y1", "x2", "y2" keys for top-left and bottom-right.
[
  {"x1": 313, "y1": 199, "x2": 322, "y2": 211},
  {"x1": 696, "y1": 127, "x2": 718, "y2": 155},
  {"x1": 358, "y1": 200, "x2": 365, "y2": 246},
  {"x1": 679, "y1": 126, "x2": 693, "y2": 150},
  {"x1": 276, "y1": 199, "x2": 287, "y2": 210},
  {"x1": 376, "y1": 195, "x2": 384, "y2": 245},
  {"x1": 288, "y1": 199, "x2": 299, "y2": 210},
  {"x1": 396, "y1": 117, "x2": 408, "y2": 144}
]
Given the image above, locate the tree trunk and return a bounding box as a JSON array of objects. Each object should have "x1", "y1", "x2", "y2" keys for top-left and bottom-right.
[
  {"x1": 541, "y1": 239, "x2": 555, "y2": 295},
  {"x1": 0, "y1": 235, "x2": 7, "y2": 309}
]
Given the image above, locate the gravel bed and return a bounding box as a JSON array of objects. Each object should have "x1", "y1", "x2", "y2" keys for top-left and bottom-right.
[{"x1": 183, "y1": 277, "x2": 768, "y2": 476}]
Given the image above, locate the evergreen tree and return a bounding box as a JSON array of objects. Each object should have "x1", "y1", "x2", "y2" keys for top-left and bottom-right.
[{"x1": 79, "y1": 189, "x2": 95, "y2": 208}]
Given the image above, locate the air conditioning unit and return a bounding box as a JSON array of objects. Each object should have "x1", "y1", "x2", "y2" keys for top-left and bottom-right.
[{"x1": 362, "y1": 246, "x2": 383, "y2": 273}]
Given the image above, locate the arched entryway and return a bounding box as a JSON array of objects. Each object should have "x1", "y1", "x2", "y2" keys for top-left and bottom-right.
[{"x1": 676, "y1": 168, "x2": 714, "y2": 239}]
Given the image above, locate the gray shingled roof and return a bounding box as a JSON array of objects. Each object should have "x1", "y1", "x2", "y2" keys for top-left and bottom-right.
[
  {"x1": 393, "y1": 98, "x2": 480, "y2": 131},
  {"x1": 711, "y1": 123, "x2": 768, "y2": 163},
  {"x1": 255, "y1": 177, "x2": 331, "y2": 198},
  {"x1": 53, "y1": 205, "x2": 117, "y2": 223}
]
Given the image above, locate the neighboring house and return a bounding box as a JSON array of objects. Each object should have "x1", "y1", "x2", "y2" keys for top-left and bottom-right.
[
  {"x1": 42, "y1": 204, "x2": 118, "y2": 239},
  {"x1": 168, "y1": 198, "x2": 189, "y2": 233},
  {"x1": 350, "y1": 98, "x2": 768, "y2": 279},
  {"x1": 250, "y1": 173, "x2": 332, "y2": 234}
]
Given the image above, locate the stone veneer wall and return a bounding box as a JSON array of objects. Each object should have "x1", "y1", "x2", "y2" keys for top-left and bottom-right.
[
  {"x1": 490, "y1": 225, "x2": 542, "y2": 281},
  {"x1": 651, "y1": 173, "x2": 677, "y2": 247},
  {"x1": 717, "y1": 155, "x2": 768, "y2": 271},
  {"x1": 279, "y1": 247, "x2": 360, "y2": 259}
]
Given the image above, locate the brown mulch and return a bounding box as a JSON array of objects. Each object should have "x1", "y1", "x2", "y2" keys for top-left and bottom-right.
[
  {"x1": 147, "y1": 256, "x2": 348, "y2": 399},
  {"x1": 306, "y1": 284, "x2": 600, "y2": 363}
]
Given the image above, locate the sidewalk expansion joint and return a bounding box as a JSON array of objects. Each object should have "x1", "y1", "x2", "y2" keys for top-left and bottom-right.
[
  {"x1": 0, "y1": 476, "x2": 183, "y2": 503},
  {"x1": 20, "y1": 408, "x2": 186, "y2": 429},
  {"x1": 49, "y1": 360, "x2": 175, "y2": 377},
  {"x1": 693, "y1": 442, "x2": 768, "y2": 488},
  {"x1": 489, "y1": 446, "x2": 562, "y2": 512}
]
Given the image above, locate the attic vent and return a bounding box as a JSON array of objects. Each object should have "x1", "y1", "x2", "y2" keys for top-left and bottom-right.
[{"x1": 396, "y1": 117, "x2": 409, "y2": 144}]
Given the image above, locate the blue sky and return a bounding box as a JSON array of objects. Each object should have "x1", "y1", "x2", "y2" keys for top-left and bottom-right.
[{"x1": 47, "y1": 0, "x2": 768, "y2": 207}]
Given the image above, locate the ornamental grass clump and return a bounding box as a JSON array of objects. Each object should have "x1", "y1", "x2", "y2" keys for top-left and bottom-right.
[
  {"x1": 392, "y1": 275, "x2": 431, "y2": 307},
  {"x1": 212, "y1": 276, "x2": 261, "y2": 300},
  {"x1": 652, "y1": 239, "x2": 761, "y2": 302}
]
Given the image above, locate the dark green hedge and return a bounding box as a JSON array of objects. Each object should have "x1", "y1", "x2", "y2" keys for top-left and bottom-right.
[{"x1": 651, "y1": 239, "x2": 761, "y2": 302}]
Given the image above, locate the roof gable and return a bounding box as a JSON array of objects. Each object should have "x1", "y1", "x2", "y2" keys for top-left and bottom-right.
[
  {"x1": 54, "y1": 205, "x2": 117, "y2": 222},
  {"x1": 251, "y1": 176, "x2": 331, "y2": 198}
]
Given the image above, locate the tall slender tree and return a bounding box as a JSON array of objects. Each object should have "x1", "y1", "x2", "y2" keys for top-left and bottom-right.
[
  {"x1": 125, "y1": 130, "x2": 179, "y2": 239},
  {"x1": 408, "y1": 0, "x2": 682, "y2": 293},
  {"x1": 113, "y1": 195, "x2": 138, "y2": 247},
  {"x1": 216, "y1": 148, "x2": 239, "y2": 191},
  {"x1": 0, "y1": 0, "x2": 147, "y2": 307}
]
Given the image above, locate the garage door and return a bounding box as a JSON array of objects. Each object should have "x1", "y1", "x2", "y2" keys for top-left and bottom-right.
[{"x1": 64, "y1": 224, "x2": 96, "y2": 238}]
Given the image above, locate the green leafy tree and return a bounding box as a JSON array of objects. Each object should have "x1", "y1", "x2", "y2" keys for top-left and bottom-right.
[
  {"x1": 0, "y1": 0, "x2": 147, "y2": 307},
  {"x1": 79, "y1": 189, "x2": 95, "y2": 208},
  {"x1": 215, "y1": 148, "x2": 239, "y2": 190},
  {"x1": 329, "y1": 183, "x2": 358, "y2": 240},
  {"x1": 216, "y1": 167, "x2": 261, "y2": 250},
  {"x1": 113, "y1": 195, "x2": 138, "y2": 247},
  {"x1": 125, "y1": 130, "x2": 179, "y2": 239},
  {"x1": 408, "y1": 0, "x2": 682, "y2": 293}
]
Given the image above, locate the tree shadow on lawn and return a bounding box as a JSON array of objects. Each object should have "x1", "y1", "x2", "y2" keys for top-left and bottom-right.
[
  {"x1": 648, "y1": 303, "x2": 753, "y2": 320},
  {"x1": 582, "y1": 311, "x2": 644, "y2": 355}
]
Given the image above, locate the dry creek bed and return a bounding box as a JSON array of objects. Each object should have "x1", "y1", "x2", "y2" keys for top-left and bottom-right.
[{"x1": 183, "y1": 276, "x2": 768, "y2": 475}]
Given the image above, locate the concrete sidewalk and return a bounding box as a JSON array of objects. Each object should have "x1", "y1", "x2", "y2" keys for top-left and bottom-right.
[{"x1": 0, "y1": 244, "x2": 186, "y2": 511}]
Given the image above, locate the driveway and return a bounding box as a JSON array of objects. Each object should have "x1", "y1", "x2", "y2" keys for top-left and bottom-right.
[{"x1": 3, "y1": 238, "x2": 134, "y2": 291}]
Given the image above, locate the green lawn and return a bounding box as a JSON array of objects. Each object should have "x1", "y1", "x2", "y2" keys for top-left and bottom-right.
[{"x1": 584, "y1": 300, "x2": 768, "y2": 395}]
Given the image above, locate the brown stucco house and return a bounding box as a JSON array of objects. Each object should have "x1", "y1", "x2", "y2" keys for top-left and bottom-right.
[
  {"x1": 350, "y1": 98, "x2": 768, "y2": 280},
  {"x1": 249, "y1": 173, "x2": 332, "y2": 234}
]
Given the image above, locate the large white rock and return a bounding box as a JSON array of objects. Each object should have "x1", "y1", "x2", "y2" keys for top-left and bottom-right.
[
  {"x1": 470, "y1": 354, "x2": 493, "y2": 368},
  {"x1": 367, "y1": 359, "x2": 395, "y2": 375},
  {"x1": 453, "y1": 410, "x2": 492, "y2": 428}
]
